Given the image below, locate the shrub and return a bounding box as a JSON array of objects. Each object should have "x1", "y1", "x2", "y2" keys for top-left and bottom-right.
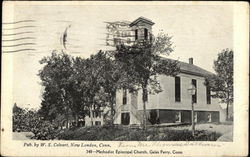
[
  {"x1": 31, "y1": 121, "x2": 60, "y2": 140},
  {"x1": 13, "y1": 107, "x2": 59, "y2": 140}
]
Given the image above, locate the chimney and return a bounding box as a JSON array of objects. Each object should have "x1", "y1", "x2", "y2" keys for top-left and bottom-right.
[{"x1": 189, "y1": 58, "x2": 193, "y2": 64}]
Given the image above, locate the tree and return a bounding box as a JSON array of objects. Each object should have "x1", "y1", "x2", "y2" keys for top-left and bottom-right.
[
  {"x1": 205, "y1": 49, "x2": 233, "y2": 120},
  {"x1": 114, "y1": 32, "x2": 180, "y2": 129},
  {"x1": 71, "y1": 56, "x2": 91, "y2": 126},
  {"x1": 93, "y1": 51, "x2": 126, "y2": 127},
  {"x1": 38, "y1": 50, "x2": 120, "y2": 128},
  {"x1": 38, "y1": 51, "x2": 77, "y2": 129},
  {"x1": 74, "y1": 51, "x2": 114, "y2": 126}
]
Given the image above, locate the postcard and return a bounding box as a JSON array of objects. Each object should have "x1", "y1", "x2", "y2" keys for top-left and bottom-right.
[{"x1": 1, "y1": 1, "x2": 249, "y2": 156}]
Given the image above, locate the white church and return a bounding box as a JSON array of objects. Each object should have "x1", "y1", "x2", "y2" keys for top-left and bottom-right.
[{"x1": 84, "y1": 17, "x2": 225, "y2": 126}]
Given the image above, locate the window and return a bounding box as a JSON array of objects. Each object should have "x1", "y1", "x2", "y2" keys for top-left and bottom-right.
[
  {"x1": 135, "y1": 29, "x2": 138, "y2": 40},
  {"x1": 206, "y1": 86, "x2": 211, "y2": 104},
  {"x1": 192, "y1": 79, "x2": 197, "y2": 103},
  {"x1": 122, "y1": 88, "x2": 127, "y2": 105},
  {"x1": 121, "y1": 113, "x2": 130, "y2": 125},
  {"x1": 93, "y1": 111, "x2": 101, "y2": 118},
  {"x1": 207, "y1": 113, "x2": 212, "y2": 122},
  {"x1": 144, "y1": 28, "x2": 148, "y2": 40},
  {"x1": 175, "y1": 111, "x2": 181, "y2": 123},
  {"x1": 114, "y1": 38, "x2": 121, "y2": 45},
  {"x1": 127, "y1": 38, "x2": 131, "y2": 44},
  {"x1": 95, "y1": 121, "x2": 101, "y2": 126},
  {"x1": 175, "y1": 77, "x2": 181, "y2": 102}
]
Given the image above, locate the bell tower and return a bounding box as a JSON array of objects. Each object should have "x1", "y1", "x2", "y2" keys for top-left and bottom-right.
[{"x1": 129, "y1": 17, "x2": 155, "y2": 42}]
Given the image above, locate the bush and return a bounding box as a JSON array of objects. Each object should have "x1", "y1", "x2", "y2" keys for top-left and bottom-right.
[
  {"x1": 13, "y1": 107, "x2": 59, "y2": 140},
  {"x1": 31, "y1": 121, "x2": 60, "y2": 140}
]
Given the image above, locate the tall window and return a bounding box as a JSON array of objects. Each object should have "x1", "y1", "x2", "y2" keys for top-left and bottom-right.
[
  {"x1": 144, "y1": 28, "x2": 148, "y2": 40},
  {"x1": 135, "y1": 29, "x2": 138, "y2": 40},
  {"x1": 206, "y1": 86, "x2": 211, "y2": 104},
  {"x1": 192, "y1": 79, "x2": 197, "y2": 103},
  {"x1": 175, "y1": 76, "x2": 181, "y2": 102},
  {"x1": 122, "y1": 88, "x2": 127, "y2": 105}
]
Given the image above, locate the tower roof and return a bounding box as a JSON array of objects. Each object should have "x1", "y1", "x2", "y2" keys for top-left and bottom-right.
[{"x1": 129, "y1": 17, "x2": 155, "y2": 27}]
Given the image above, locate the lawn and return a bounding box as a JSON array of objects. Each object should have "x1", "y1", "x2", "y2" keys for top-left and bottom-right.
[
  {"x1": 167, "y1": 123, "x2": 233, "y2": 134},
  {"x1": 56, "y1": 124, "x2": 223, "y2": 141},
  {"x1": 13, "y1": 123, "x2": 232, "y2": 141}
]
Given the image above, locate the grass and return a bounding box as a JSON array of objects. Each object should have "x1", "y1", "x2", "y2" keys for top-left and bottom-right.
[{"x1": 57, "y1": 125, "x2": 222, "y2": 141}]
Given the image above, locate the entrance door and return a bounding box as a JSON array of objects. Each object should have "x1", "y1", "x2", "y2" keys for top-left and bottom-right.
[{"x1": 121, "y1": 113, "x2": 130, "y2": 125}]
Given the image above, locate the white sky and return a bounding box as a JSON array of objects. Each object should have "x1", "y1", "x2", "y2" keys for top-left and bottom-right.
[{"x1": 3, "y1": 3, "x2": 233, "y2": 109}]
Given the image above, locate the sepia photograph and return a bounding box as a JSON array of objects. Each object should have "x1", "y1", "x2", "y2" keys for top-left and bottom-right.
[{"x1": 1, "y1": 1, "x2": 248, "y2": 156}]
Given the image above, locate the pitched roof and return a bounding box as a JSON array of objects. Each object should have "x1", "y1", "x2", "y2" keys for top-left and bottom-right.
[
  {"x1": 164, "y1": 58, "x2": 214, "y2": 77},
  {"x1": 178, "y1": 60, "x2": 214, "y2": 77},
  {"x1": 129, "y1": 17, "x2": 155, "y2": 27}
]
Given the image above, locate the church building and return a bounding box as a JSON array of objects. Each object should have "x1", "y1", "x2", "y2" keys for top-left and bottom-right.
[
  {"x1": 109, "y1": 17, "x2": 223, "y2": 125},
  {"x1": 83, "y1": 17, "x2": 223, "y2": 126}
]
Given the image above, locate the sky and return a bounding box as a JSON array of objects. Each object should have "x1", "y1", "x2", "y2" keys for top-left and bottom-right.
[{"x1": 2, "y1": 2, "x2": 233, "y2": 109}]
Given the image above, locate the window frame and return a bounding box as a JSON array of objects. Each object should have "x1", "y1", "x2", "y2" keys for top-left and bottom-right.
[
  {"x1": 144, "y1": 28, "x2": 148, "y2": 40},
  {"x1": 207, "y1": 113, "x2": 212, "y2": 122},
  {"x1": 122, "y1": 88, "x2": 127, "y2": 105},
  {"x1": 175, "y1": 111, "x2": 181, "y2": 123},
  {"x1": 135, "y1": 29, "x2": 138, "y2": 40},
  {"x1": 175, "y1": 76, "x2": 181, "y2": 102},
  {"x1": 206, "y1": 85, "x2": 211, "y2": 104}
]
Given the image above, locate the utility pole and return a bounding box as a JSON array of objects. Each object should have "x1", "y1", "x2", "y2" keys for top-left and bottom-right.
[
  {"x1": 188, "y1": 83, "x2": 196, "y2": 136},
  {"x1": 191, "y1": 97, "x2": 195, "y2": 136}
]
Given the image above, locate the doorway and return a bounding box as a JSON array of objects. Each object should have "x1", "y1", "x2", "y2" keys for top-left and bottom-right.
[{"x1": 121, "y1": 112, "x2": 130, "y2": 125}]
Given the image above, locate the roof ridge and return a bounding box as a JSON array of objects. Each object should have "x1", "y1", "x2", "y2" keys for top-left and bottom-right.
[
  {"x1": 138, "y1": 16, "x2": 153, "y2": 22},
  {"x1": 160, "y1": 57, "x2": 214, "y2": 76},
  {"x1": 129, "y1": 17, "x2": 155, "y2": 27}
]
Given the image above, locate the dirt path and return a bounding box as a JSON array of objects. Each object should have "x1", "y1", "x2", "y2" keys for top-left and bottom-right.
[{"x1": 13, "y1": 132, "x2": 34, "y2": 140}]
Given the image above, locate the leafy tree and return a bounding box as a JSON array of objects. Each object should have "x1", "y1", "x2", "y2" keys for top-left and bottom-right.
[
  {"x1": 114, "y1": 32, "x2": 180, "y2": 129},
  {"x1": 205, "y1": 49, "x2": 233, "y2": 120},
  {"x1": 38, "y1": 52, "x2": 76, "y2": 129},
  {"x1": 73, "y1": 51, "x2": 113, "y2": 126},
  {"x1": 70, "y1": 57, "x2": 91, "y2": 126},
  {"x1": 38, "y1": 51, "x2": 118, "y2": 128},
  {"x1": 92, "y1": 51, "x2": 126, "y2": 127}
]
